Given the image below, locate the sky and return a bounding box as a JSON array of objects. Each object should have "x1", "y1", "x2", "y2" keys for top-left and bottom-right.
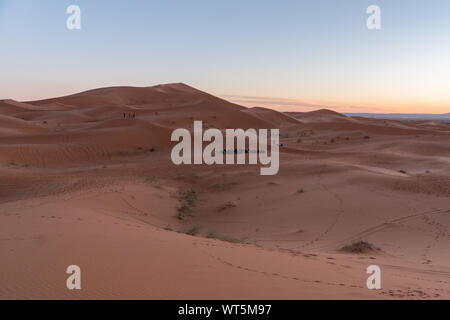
[{"x1": 0, "y1": 0, "x2": 449, "y2": 113}]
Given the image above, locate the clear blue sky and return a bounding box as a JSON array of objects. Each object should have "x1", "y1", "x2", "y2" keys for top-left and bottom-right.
[{"x1": 1, "y1": 0, "x2": 449, "y2": 113}]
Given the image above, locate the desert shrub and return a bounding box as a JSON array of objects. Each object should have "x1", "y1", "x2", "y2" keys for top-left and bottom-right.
[
  {"x1": 340, "y1": 241, "x2": 380, "y2": 254},
  {"x1": 175, "y1": 188, "x2": 197, "y2": 220},
  {"x1": 206, "y1": 231, "x2": 243, "y2": 243},
  {"x1": 178, "y1": 189, "x2": 197, "y2": 206},
  {"x1": 176, "y1": 204, "x2": 193, "y2": 220},
  {"x1": 185, "y1": 226, "x2": 201, "y2": 236}
]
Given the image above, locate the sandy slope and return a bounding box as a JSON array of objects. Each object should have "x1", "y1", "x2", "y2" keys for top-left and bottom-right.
[{"x1": 1, "y1": 83, "x2": 449, "y2": 299}]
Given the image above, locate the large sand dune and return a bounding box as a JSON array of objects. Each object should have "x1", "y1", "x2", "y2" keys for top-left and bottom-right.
[{"x1": 1, "y1": 83, "x2": 449, "y2": 299}]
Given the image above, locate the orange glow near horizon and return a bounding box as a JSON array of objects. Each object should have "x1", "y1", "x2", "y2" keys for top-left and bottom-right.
[{"x1": 223, "y1": 94, "x2": 449, "y2": 114}]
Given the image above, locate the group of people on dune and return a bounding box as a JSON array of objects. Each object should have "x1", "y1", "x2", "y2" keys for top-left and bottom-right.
[{"x1": 123, "y1": 112, "x2": 136, "y2": 119}]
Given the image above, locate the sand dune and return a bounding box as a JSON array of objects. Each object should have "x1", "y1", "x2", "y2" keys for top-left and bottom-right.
[
  {"x1": 28, "y1": 83, "x2": 243, "y2": 110},
  {"x1": 245, "y1": 107, "x2": 301, "y2": 126},
  {"x1": 287, "y1": 109, "x2": 352, "y2": 122},
  {"x1": 0, "y1": 114, "x2": 47, "y2": 137},
  {"x1": 1, "y1": 83, "x2": 449, "y2": 299},
  {"x1": 0, "y1": 99, "x2": 45, "y2": 114}
]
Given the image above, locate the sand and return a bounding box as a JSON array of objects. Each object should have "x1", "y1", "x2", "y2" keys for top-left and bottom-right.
[{"x1": 1, "y1": 83, "x2": 449, "y2": 299}]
